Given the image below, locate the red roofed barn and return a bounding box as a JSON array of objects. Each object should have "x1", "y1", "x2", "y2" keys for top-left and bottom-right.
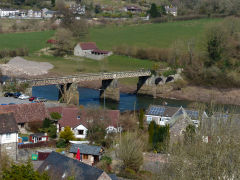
[{"x1": 74, "y1": 42, "x2": 112, "y2": 60}]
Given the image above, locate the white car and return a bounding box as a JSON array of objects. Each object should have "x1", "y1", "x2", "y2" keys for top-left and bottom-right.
[{"x1": 18, "y1": 94, "x2": 30, "y2": 100}]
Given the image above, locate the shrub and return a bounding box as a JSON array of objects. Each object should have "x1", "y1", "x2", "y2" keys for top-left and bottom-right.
[
  {"x1": 163, "y1": 69, "x2": 176, "y2": 77},
  {"x1": 56, "y1": 139, "x2": 67, "y2": 148}
]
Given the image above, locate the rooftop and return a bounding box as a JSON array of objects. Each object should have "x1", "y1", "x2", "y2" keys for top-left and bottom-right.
[
  {"x1": 0, "y1": 112, "x2": 18, "y2": 134},
  {"x1": 38, "y1": 152, "x2": 106, "y2": 180},
  {"x1": 69, "y1": 144, "x2": 103, "y2": 156}
]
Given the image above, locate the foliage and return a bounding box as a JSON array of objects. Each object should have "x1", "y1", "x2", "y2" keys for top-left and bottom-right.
[
  {"x1": 59, "y1": 126, "x2": 75, "y2": 143},
  {"x1": 184, "y1": 124, "x2": 196, "y2": 144},
  {"x1": 56, "y1": 138, "x2": 67, "y2": 148},
  {"x1": 162, "y1": 69, "x2": 176, "y2": 77},
  {"x1": 149, "y1": 3, "x2": 160, "y2": 18},
  {"x1": 138, "y1": 109, "x2": 144, "y2": 130},
  {"x1": 116, "y1": 132, "x2": 143, "y2": 172},
  {"x1": 148, "y1": 121, "x2": 170, "y2": 152},
  {"x1": 42, "y1": 118, "x2": 52, "y2": 129},
  {"x1": 97, "y1": 156, "x2": 112, "y2": 173},
  {"x1": 1, "y1": 160, "x2": 49, "y2": 180},
  {"x1": 26, "y1": 121, "x2": 43, "y2": 133},
  {"x1": 41, "y1": 118, "x2": 57, "y2": 139},
  {"x1": 48, "y1": 124, "x2": 57, "y2": 139},
  {"x1": 2, "y1": 80, "x2": 29, "y2": 93},
  {"x1": 87, "y1": 124, "x2": 106, "y2": 145},
  {"x1": 50, "y1": 112, "x2": 61, "y2": 121},
  {"x1": 101, "y1": 156, "x2": 112, "y2": 165}
]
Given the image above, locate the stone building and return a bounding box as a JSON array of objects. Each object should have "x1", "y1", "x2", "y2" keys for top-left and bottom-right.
[
  {"x1": 0, "y1": 112, "x2": 19, "y2": 161},
  {"x1": 69, "y1": 144, "x2": 104, "y2": 166},
  {"x1": 74, "y1": 42, "x2": 112, "y2": 60}
]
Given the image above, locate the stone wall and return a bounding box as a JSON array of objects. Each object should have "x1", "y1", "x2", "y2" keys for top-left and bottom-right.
[{"x1": 0, "y1": 142, "x2": 17, "y2": 161}]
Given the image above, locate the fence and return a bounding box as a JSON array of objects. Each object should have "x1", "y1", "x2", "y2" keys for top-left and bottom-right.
[{"x1": 18, "y1": 140, "x2": 56, "y2": 149}]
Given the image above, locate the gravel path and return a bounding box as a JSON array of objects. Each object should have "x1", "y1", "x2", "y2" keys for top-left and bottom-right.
[{"x1": 0, "y1": 56, "x2": 53, "y2": 77}]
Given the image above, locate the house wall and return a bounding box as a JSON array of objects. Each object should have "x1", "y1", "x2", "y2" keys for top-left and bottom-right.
[
  {"x1": 73, "y1": 124, "x2": 88, "y2": 139},
  {"x1": 0, "y1": 133, "x2": 18, "y2": 161},
  {"x1": 145, "y1": 115, "x2": 161, "y2": 125},
  {"x1": 74, "y1": 44, "x2": 86, "y2": 56},
  {"x1": 72, "y1": 153, "x2": 95, "y2": 166}
]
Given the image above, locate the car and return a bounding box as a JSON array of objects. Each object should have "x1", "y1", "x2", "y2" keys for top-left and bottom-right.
[
  {"x1": 8, "y1": 103, "x2": 16, "y2": 105},
  {"x1": 29, "y1": 96, "x2": 37, "y2": 101},
  {"x1": 4, "y1": 92, "x2": 14, "y2": 97},
  {"x1": 34, "y1": 97, "x2": 47, "y2": 102},
  {"x1": 13, "y1": 92, "x2": 21, "y2": 98},
  {"x1": 18, "y1": 94, "x2": 30, "y2": 100}
]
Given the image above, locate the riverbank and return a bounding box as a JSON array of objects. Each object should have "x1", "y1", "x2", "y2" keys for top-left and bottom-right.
[{"x1": 78, "y1": 81, "x2": 240, "y2": 106}]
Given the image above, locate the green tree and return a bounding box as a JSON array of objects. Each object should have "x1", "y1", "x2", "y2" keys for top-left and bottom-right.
[
  {"x1": 2, "y1": 160, "x2": 49, "y2": 180},
  {"x1": 148, "y1": 121, "x2": 155, "y2": 146},
  {"x1": 60, "y1": 126, "x2": 75, "y2": 143},
  {"x1": 87, "y1": 124, "x2": 106, "y2": 145},
  {"x1": 42, "y1": 118, "x2": 52, "y2": 129},
  {"x1": 50, "y1": 112, "x2": 61, "y2": 121},
  {"x1": 184, "y1": 124, "x2": 196, "y2": 144},
  {"x1": 48, "y1": 124, "x2": 57, "y2": 139},
  {"x1": 149, "y1": 3, "x2": 160, "y2": 18},
  {"x1": 51, "y1": 0, "x2": 55, "y2": 7},
  {"x1": 138, "y1": 109, "x2": 144, "y2": 130}
]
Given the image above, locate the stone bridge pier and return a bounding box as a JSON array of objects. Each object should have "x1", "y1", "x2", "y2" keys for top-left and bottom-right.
[{"x1": 100, "y1": 79, "x2": 120, "y2": 102}]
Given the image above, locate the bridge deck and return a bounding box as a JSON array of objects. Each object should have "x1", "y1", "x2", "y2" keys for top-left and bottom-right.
[{"x1": 18, "y1": 70, "x2": 151, "y2": 86}]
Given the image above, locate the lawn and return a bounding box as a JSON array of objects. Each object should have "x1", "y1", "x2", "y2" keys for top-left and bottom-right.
[
  {"x1": 26, "y1": 54, "x2": 155, "y2": 75},
  {"x1": 0, "y1": 30, "x2": 54, "y2": 53},
  {"x1": 89, "y1": 18, "x2": 223, "y2": 50}
]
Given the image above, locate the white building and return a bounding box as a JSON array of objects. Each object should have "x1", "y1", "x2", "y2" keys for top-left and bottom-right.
[
  {"x1": 0, "y1": 9, "x2": 19, "y2": 17},
  {"x1": 165, "y1": 6, "x2": 178, "y2": 16},
  {"x1": 145, "y1": 105, "x2": 206, "y2": 127},
  {"x1": 0, "y1": 113, "x2": 19, "y2": 160},
  {"x1": 74, "y1": 42, "x2": 112, "y2": 60}
]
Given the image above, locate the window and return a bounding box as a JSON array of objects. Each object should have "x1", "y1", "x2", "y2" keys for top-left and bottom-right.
[
  {"x1": 77, "y1": 116, "x2": 80, "y2": 119},
  {"x1": 78, "y1": 130, "x2": 84, "y2": 135},
  {"x1": 6, "y1": 133, "x2": 11, "y2": 139},
  {"x1": 20, "y1": 123, "x2": 24, "y2": 128},
  {"x1": 83, "y1": 154, "x2": 88, "y2": 159}
]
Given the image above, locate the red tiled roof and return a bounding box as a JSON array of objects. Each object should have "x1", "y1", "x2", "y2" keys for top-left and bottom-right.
[
  {"x1": 79, "y1": 42, "x2": 97, "y2": 50},
  {"x1": 0, "y1": 103, "x2": 48, "y2": 123},
  {"x1": 48, "y1": 107, "x2": 120, "y2": 129},
  {"x1": 92, "y1": 49, "x2": 109, "y2": 54}
]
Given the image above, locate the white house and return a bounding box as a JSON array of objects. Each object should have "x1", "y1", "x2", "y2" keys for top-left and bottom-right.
[
  {"x1": 145, "y1": 105, "x2": 206, "y2": 127},
  {"x1": 165, "y1": 6, "x2": 178, "y2": 16},
  {"x1": 0, "y1": 113, "x2": 19, "y2": 160},
  {"x1": 0, "y1": 9, "x2": 19, "y2": 17},
  {"x1": 74, "y1": 42, "x2": 112, "y2": 60}
]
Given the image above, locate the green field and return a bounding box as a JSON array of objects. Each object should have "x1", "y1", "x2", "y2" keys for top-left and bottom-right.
[
  {"x1": 90, "y1": 18, "x2": 222, "y2": 50},
  {"x1": 0, "y1": 30, "x2": 54, "y2": 53},
  {"x1": 26, "y1": 54, "x2": 155, "y2": 75}
]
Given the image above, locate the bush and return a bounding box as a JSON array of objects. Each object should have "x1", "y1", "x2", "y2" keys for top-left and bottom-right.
[
  {"x1": 163, "y1": 69, "x2": 176, "y2": 77},
  {"x1": 56, "y1": 139, "x2": 67, "y2": 148}
]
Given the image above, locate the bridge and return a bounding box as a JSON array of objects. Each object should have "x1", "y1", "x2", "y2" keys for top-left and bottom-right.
[
  {"x1": 17, "y1": 70, "x2": 152, "y2": 102},
  {"x1": 19, "y1": 70, "x2": 151, "y2": 87}
]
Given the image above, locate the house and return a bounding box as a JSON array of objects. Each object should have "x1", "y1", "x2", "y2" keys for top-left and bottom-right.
[
  {"x1": 29, "y1": 133, "x2": 48, "y2": 143},
  {"x1": 145, "y1": 105, "x2": 206, "y2": 126},
  {"x1": 0, "y1": 112, "x2": 19, "y2": 160},
  {"x1": 165, "y1": 6, "x2": 177, "y2": 16},
  {"x1": 38, "y1": 151, "x2": 112, "y2": 180},
  {"x1": 0, "y1": 103, "x2": 48, "y2": 133},
  {"x1": 69, "y1": 144, "x2": 104, "y2": 166},
  {"x1": 48, "y1": 107, "x2": 120, "y2": 139},
  {"x1": 42, "y1": 9, "x2": 56, "y2": 18},
  {"x1": 70, "y1": 4, "x2": 86, "y2": 15},
  {"x1": 124, "y1": 5, "x2": 142, "y2": 13},
  {"x1": 0, "y1": 9, "x2": 19, "y2": 17},
  {"x1": 145, "y1": 105, "x2": 180, "y2": 126},
  {"x1": 74, "y1": 42, "x2": 112, "y2": 60}
]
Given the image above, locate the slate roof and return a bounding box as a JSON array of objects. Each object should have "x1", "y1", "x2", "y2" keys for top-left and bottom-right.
[
  {"x1": 79, "y1": 42, "x2": 97, "y2": 50},
  {"x1": 69, "y1": 144, "x2": 103, "y2": 156},
  {"x1": 30, "y1": 133, "x2": 46, "y2": 138},
  {"x1": 0, "y1": 112, "x2": 18, "y2": 134},
  {"x1": 146, "y1": 105, "x2": 179, "y2": 117},
  {"x1": 38, "y1": 152, "x2": 106, "y2": 180},
  {"x1": 0, "y1": 103, "x2": 48, "y2": 123}
]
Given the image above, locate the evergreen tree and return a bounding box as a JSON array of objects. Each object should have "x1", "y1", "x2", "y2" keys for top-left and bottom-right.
[
  {"x1": 148, "y1": 121, "x2": 155, "y2": 146},
  {"x1": 149, "y1": 3, "x2": 160, "y2": 18},
  {"x1": 51, "y1": 0, "x2": 55, "y2": 7},
  {"x1": 60, "y1": 126, "x2": 75, "y2": 143}
]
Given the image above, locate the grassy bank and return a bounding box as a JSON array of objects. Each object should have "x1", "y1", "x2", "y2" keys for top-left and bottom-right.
[
  {"x1": 0, "y1": 30, "x2": 54, "y2": 53},
  {"x1": 90, "y1": 18, "x2": 223, "y2": 50}
]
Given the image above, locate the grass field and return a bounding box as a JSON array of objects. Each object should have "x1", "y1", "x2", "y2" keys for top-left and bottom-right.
[
  {"x1": 0, "y1": 30, "x2": 54, "y2": 53},
  {"x1": 90, "y1": 18, "x2": 223, "y2": 50},
  {"x1": 26, "y1": 54, "x2": 155, "y2": 75}
]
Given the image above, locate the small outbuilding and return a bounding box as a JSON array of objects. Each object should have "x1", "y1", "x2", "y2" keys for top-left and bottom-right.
[{"x1": 29, "y1": 133, "x2": 48, "y2": 143}]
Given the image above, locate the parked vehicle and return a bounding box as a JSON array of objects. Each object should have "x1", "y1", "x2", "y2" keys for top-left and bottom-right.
[
  {"x1": 8, "y1": 103, "x2": 16, "y2": 105},
  {"x1": 34, "y1": 97, "x2": 47, "y2": 102},
  {"x1": 13, "y1": 92, "x2": 21, "y2": 98},
  {"x1": 29, "y1": 96, "x2": 37, "y2": 101},
  {"x1": 18, "y1": 94, "x2": 30, "y2": 100},
  {"x1": 4, "y1": 92, "x2": 14, "y2": 97}
]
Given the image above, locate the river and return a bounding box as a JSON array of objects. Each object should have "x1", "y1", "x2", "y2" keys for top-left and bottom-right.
[{"x1": 32, "y1": 85, "x2": 193, "y2": 112}]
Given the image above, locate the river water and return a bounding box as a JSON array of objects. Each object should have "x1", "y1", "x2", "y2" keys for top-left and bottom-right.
[{"x1": 32, "y1": 85, "x2": 193, "y2": 112}]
